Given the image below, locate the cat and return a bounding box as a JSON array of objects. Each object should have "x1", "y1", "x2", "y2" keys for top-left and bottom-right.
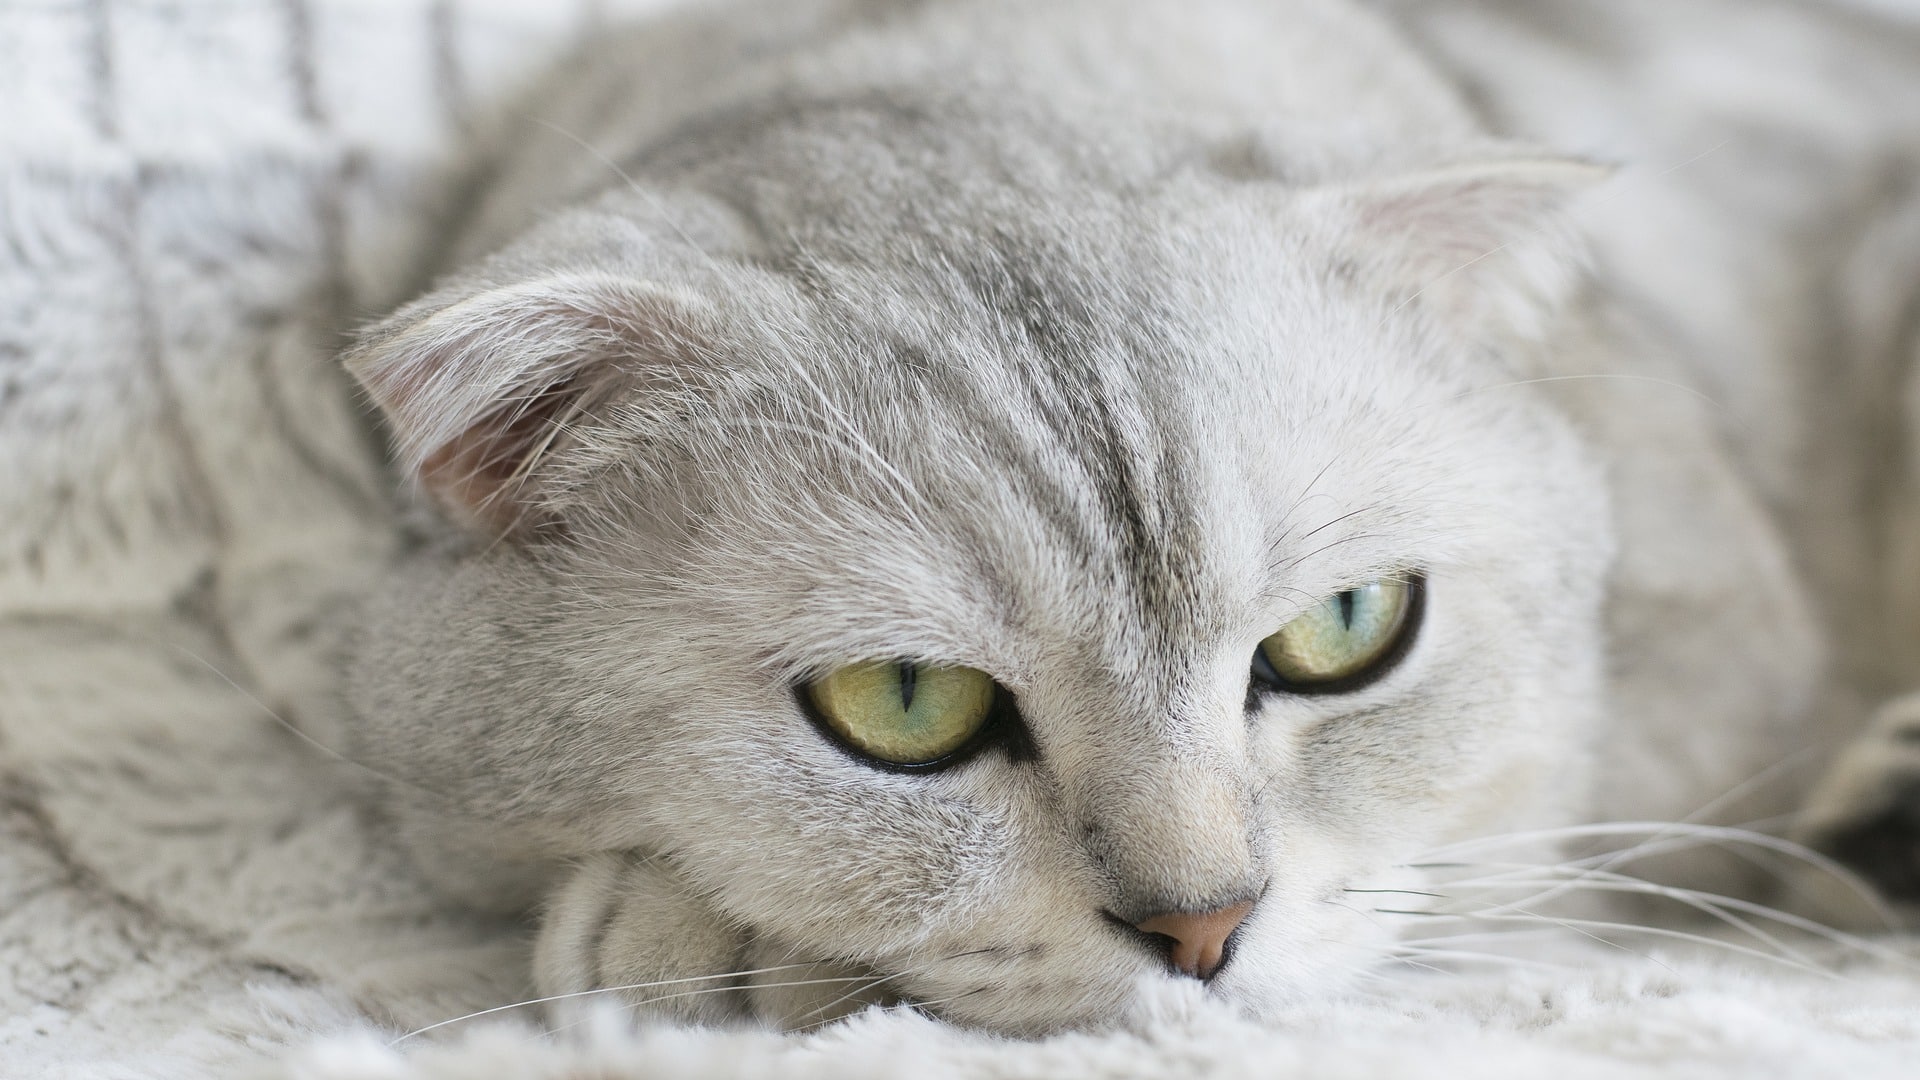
[{"x1": 338, "y1": 0, "x2": 1920, "y2": 1037}]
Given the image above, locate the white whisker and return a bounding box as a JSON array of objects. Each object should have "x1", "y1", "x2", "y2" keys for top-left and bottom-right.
[
  {"x1": 795, "y1": 970, "x2": 908, "y2": 1026},
  {"x1": 1411, "y1": 820, "x2": 1894, "y2": 925},
  {"x1": 1385, "y1": 945, "x2": 1575, "y2": 974},
  {"x1": 389, "y1": 960, "x2": 845, "y2": 1045},
  {"x1": 1430, "y1": 864, "x2": 1915, "y2": 969},
  {"x1": 1378, "y1": 908, "x2": 1837, "y2": 979},
  {"x1": 1442, "y1": 871, "x2": 1817, "y2": 968}
]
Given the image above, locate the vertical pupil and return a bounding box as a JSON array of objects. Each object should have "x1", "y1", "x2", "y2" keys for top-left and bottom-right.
[
  {"x1": 898, "y1": 662, "x2": 918, "y2": 711},
  {"x1": 1338, "y1": 590, "x2": 1356, "y2": 630}
]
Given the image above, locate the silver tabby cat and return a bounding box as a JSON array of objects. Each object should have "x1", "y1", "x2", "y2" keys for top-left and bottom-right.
[{"x1": 341, "y1": 0, "x2": 1920, "y2": 1036}]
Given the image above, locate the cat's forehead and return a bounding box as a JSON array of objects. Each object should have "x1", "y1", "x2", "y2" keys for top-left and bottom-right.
[{"x1": 615, "y1": 193, "x2": 1498, "y2": 683}]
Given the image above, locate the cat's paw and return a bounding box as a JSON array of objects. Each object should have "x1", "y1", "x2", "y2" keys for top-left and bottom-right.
[
  {"x1": 534, "y1": 851, "x2": 753, "y2": 1026},
  {"x1": 1798, "y1": 695, "x2": 1920, "y2": 916},
  {"x1": 534, "y1": 851, "x2": 898, "y2": 1030}
]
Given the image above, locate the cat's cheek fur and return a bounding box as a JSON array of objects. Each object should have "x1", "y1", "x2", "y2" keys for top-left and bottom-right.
[{"x1": 639, "y1": 759, "x2": 1151, "y2": 1030}]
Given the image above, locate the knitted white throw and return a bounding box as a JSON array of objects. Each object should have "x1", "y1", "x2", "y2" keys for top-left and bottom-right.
[{"x1": 3, "y1": 2, "x2": 1918, "y2": 1077}]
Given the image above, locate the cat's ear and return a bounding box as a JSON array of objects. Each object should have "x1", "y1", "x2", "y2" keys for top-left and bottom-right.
[
  {"x1": 1324, "y1": 155, "x2": 1612, "y2": 335},
  {"x1": 346, "y1": 272, "x2": 706, "y2": 534}
]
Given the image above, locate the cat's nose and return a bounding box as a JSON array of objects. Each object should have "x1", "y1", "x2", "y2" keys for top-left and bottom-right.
[{"x1": 1132, "y1": 899, "x2": 1256, "y2": 980}]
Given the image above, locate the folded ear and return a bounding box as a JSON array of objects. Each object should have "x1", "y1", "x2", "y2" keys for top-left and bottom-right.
[
  {"x1": 1323, "y1": 155, "x2": 1612, "y2": 336},
  {"x1": 346, "y1": 273, "x2": 706, "y2": 534}
]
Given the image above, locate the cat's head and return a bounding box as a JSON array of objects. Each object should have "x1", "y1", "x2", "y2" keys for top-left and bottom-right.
[{"x1": 344, "y1": 138, "x2": 1614, "y2": 1034}]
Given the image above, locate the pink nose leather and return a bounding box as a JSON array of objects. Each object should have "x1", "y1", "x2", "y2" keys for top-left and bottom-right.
[{"x1": 1134, "y1": 899, "x2": 1256, "y2": 980}]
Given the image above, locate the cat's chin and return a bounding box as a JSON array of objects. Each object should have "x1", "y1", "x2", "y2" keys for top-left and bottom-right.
[
  {"x1": 881, "y1": 947, "x2": 1371, "y2": 1038},
  {"x1": 789, "y1": 900, "x2": 1385, "y2": 1037},
  {"x1": 535, "y1": 846, "x2": 1402, "y2": 1035}
]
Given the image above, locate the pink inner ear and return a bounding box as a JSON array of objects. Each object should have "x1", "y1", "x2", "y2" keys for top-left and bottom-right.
[
  {"x1": 347, "y1": 273, "x2": 711, "y2": 536},
  {"x1": 1345, "y1": 156, "x2": 1609, "y2": 266},
  {"x1": 419, "y1": 376, "x2": 588, "y2": 534},
  {"x1": 1330, "y1": 156, "x2": 1608, "y2": 335},
  {"x1": 1364, "y1": 177, "x2": 1525, "y2": 267}
]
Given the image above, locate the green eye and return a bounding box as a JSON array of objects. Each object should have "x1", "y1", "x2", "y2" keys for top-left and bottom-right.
[
  {"x1": 1254, "y1": 576, "x2": 1421, "y2": 690},
  {"x1": 805, "y1": 661, "x2": 999, "y2": 767}
]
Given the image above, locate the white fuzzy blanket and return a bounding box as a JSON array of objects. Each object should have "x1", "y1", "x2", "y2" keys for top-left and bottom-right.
[{"x1": 4, "y1": 1, "x2": 1919, "y2": 1077}]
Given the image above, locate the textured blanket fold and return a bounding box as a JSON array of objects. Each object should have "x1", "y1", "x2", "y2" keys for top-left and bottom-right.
[{"x1": 4, "y1": 1, "x2": 1919, "y2": 1077}]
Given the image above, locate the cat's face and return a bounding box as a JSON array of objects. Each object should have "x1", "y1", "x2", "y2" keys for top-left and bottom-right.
[{"x1": 347, "y1": 158, "x2": 1613, "y2": 1034}]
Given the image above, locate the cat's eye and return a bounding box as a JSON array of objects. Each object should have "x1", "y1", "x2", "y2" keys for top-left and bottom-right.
[
  {"x1": 804, "y1": 661, "x2": 999, "y2": 767},
  {"x1": 1252, "y1": 576, "x2": 1423, "y2": 692}
]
